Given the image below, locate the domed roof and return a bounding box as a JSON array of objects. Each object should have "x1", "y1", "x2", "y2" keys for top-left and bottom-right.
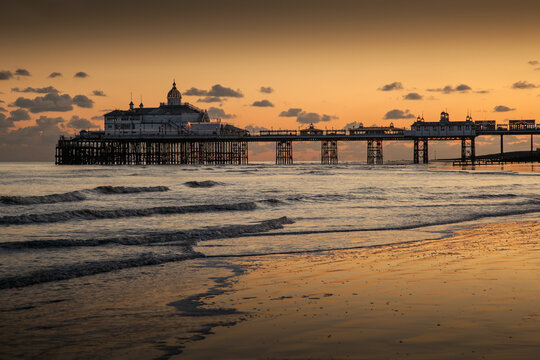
[{"x1": 167, "y1": 81, "x2": 181, "y2": 99}]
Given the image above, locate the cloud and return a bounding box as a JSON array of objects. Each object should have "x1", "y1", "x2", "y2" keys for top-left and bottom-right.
[
  {"x1": 11, "y1": 86, "x2": 59, "y2": 94},
  {"x1": 493, "y1": 105, "x2": 516, "y2": 112},
  {"x1": 260, "y1": 86, "x2": 274, "y2": 94},
  {"x1": 92, "y1": 90, "x2": 106, "y2": 96},
  {"x1": 0, "y1": 99, "x2": 4, "y2": 103},
  {"x1": 207, "y1": 107, "x2": 236, "y2": 119},
  {"x1": 184, "y1": 87, "x2": 208, "y2": 96},
  {"x1": 511, "y1": 80, "x2": 537, "y2": 89},
  {"x1": 475, "y1": 90, "x2": 490, "y2": 94},
  {"x1": 91, "y1": 115, "x2": 103, "y2": 121},
  {"x1": 383, "y1": 109, "x2": 415, "y2": 120},
  {"x1": 48, "y1": 72, "x2": 62, "y2": 78},
  {"x1": 0, "y1": 109, "x2": 31, "y2": 131},
  {"x1": 403, "y1": 92, "x2": 422, "y2": 100},
  {"x1": 244, "y1": 124, "x2": 269, "y2": 133},
  {"x1": 251, "y1": 99, "x2": 274, "y2": 107},
  {"x1": 343, "y1": 121, "x2": 363, "y2": 129},
  {"x1": 15, "y1": 69, "x2": 31, "y2": 76},
  {"x1": 427, "y1": 84, "x2": 472, "y2": 93},
  {"x1": 378, "y1": 82, "x2": 403, "y2": 91},
  {"x1": 74, "y1": 71, "x2": 89, "y2": 78},
  {"x1": 14, "y1": 93, "x2": 74, "y2": 113},
  {"x1": 0, "y1": 71, "x2": 13, "y2": 80},
  {"x1": 279, "y1": 108, "x2": 303, "y2": 117},
  {"x1": 184, "y1": 84, "x2": 243, "y2": 98},
  {"x1": 207, "y1": 84, "x2": 243, "y2": 97},
  {"x1": 528, "y1": 60, "x2": 539, "y2": 66},
  {"x1": 67, "y1": 115, "x2": 96, "y2": 129},
  {"x1": 0, "y1": 107, "x2": 6, "y2": 112},
  {"x1": 72, "y1": 95, "x2": 94, "y2": 108},
  {"x1": 297, "y1": 112, "x2": 337, "y2": 124},
  {"x1": 197, "y1": 96, "x2": 223, "y2": 103}
]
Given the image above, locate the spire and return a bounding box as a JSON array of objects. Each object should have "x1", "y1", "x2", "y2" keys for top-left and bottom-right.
[
  {"x1": 129, "y1": 92, "x2": 134, "y2": 110},
  {"x1": 139, "y1": 95, "x2": 143, "y2": 109}
]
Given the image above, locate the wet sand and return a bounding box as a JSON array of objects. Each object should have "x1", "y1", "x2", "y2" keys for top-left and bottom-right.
[{"x1": 182, "y1": 221, "x2": 540, "y2": 359}]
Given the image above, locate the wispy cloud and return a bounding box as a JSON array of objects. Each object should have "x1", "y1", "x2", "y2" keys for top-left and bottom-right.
[{"x1": 378, "y1": 82, "x2": 403, "y2": 91}]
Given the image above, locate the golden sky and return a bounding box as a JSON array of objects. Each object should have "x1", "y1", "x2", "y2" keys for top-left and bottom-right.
[{"x1": 1, "y1": 0, "x2": 540, "y2": 161}]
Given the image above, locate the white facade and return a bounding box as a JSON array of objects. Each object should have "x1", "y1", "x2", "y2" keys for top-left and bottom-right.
[{"x1": 405, "y1": 112, "x2": 475, "y2": 137}]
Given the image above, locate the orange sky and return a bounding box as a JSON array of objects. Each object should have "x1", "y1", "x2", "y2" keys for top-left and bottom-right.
[{"x1": 1, "y1": 0, "x2": 540, "y2": 161}]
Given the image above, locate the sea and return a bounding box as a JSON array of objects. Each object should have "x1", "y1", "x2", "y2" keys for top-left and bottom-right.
[{"x1": 1, "y1": 162, "x2": 539, "y2": 357}]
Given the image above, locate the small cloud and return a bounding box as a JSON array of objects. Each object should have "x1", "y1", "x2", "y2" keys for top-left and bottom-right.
[
  {"x1": 9, "y1": 109, "x2": 31, "y2": 121},
  {"x1": 0, "y1": 70, "x2": 13, "y2": 80},
  {"x1": 92, "y1": 90, "x2": 106, "y2": 97},
  {"x1": 343, "y1": 121, "x2": 363, "y2": 129},
  {"x1": 12, "y1": 86, "x2": 59, "y2": 94},
  {"x1": 184, "y1": 87, "x2": 208, "y2": 96},
  {"x1": 197, "y1": 96, "x2": 223, "y2": 103},
  {"x1": 48, "y1": 72, "x2": 62, "y2": 78},
  {"x1": 0, "y1": 109, "x2": 31, "y2": 131},
  {"x1": 427, "y1": 84, "x2": 471, "y2": 93},
  {"x1": 67, "y1": 115, "x2": 96, "y2": 129},
  {"x1": 207, "y1": 106, "x2": 236, "y2": 119},
  {"x1": 528, "y1": 60, "x2": 539, "y2": 66},
  {"x1": 251, "y1": 99, "x2": 274, "y2": 107},
  {"x1": 279, "y1": 108, "x2": 303, "y2": 117},
  {"x1": 14, "y1": 93, "x2": 73, "y2": 113},
  {"x1": 378, "y1": 82, "x2": 403, "y2": 91},
  {"x1": 511, "y1": 80, "x2": 537, "y2": 89},
  {"x1": 296, "y1": 112, "x2": 338, "y2": 124},
  {"x1": 260, "y1": 86, "x2": 274, "y2": 94},
  {"x1": 207, "y1": 84, "x2": 243, "y2": 98},
  {"x1": 72, "y1": 95, "x2": 94, "y2": 108},
  {"x1": 493, "y1": 105, "x2": 515, "y2": 112},
  {"x1": 245, "y1": 124, "x2": 269, "y2": 133},
  {"x1": 74, "y1": 72, "x2": 89, "y2": 78},
  {"x1": 15, "y1": 69, "x2": 31, "y2": 76},
  {"x1": 383, "y1": 109, "x2": 415, "y2": 120},
  {"x1": 0, "y1": 107, "x2": 6, "y2": 112},
  {"x1": 403, "y1": 92, "x2": 422, "y2": 100},
  {"x1": 475, "y1": 90, "x2": 490, "y2": 94},
  {"x1": 91, "y1": 115, "x2": 102, "y2": 121}
]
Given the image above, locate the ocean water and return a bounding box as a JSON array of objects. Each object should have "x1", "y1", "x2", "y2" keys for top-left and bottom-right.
[{"x1": 0, "y1": 162, "x2": 539, "y2": 357}]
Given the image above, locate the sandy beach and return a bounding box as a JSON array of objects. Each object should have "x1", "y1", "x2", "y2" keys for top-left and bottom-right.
[{"x1": 181, "y1": 221, "x2": 540, "y2": 359}]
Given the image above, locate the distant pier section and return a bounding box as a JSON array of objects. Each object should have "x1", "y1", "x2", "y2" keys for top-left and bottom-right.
[{"x1": 56, "y1": 83, "x2": 540, "y2": 165}]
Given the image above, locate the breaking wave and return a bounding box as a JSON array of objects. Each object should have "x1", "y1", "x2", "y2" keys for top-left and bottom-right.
[
  {"x1": 183, "y1": 181, "x2": 222, "y2": 188},
  {"x1": 0, "y1": 252, "x2": 204, "y2": 290},
  {"x1": 0, "y1": 186, "x2": 169, "y2": 206},
  {"x1": 0, "y1": 200, "x2": 281, "y2": 226},
  {"x1": 0, "y1": 216, "x2": 294, "y2": 249}
]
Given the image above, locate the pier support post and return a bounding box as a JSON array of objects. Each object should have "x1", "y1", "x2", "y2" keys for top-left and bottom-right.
[
  {"x1": 461, "y1": 137, "x2": 476, "y2": 163},
  {"x1": 321, "y1": 140, "x2": 338, "y2": 164},
  {"x1": 500, "y1": 135, "x2": 504, "y2": 162},
  {"x1": 367, "y1": 139, "x2": 383, "y2": 165},
  {"x1": 276, "y1": 140, "x2": 293, "y2": 164},
  {"x1": 413, "y1": 139, "x2": 428, "y2": 164}
]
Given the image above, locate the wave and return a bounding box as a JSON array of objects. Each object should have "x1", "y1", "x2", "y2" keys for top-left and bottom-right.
[
  {"x1": 0, "y1": 200, "x2": 280, "y2": 226},
  {"x1": 183, "y1": 181, "x2": 222, "y2": 188},
  {"x1": 464, "y1": 193, "x2": 519, "y2": 199},
  {"x1": 0, "y1": 186, "x2": 169, "y2": 206},
  {"x1": 0, "y1": 252, "x2": 204, "y2": 290},
  {"x1": 0, "y1": 216, "x2": 294, "y2": 249}
]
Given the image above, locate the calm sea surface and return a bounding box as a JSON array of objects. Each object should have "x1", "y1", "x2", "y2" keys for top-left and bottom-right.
[{"x1": 0, "y1": 162, "x2": 539, "y2": 357}]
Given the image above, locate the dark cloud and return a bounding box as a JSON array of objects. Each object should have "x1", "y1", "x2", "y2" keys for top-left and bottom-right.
[
  {"x1": 0, "y1": 71, "x2": 13, "y2": 80},
  {"x1": 14, "y1": 93, "x2": 74, "y2": 113},
  {"x1": 297, "y1": 112, "x2": 337, "y2": 124},
  {"x1": 427, "y1": 84, "x2": 471, "y2": 93},
  {"x1": 0, "y1": 99, "x2": 4, "y2": 103},
  {"x1": 493, "y1": 105, "x2": 515, "y2": 112},
  {"x1": 67, "y1": 116, "x2": 96, "y2": 129},
  {"x1": 378, "y1": 82, "x2": 403, "y2": 91},
  {"x1": 197, "y1": 96, "x2": 223, "y2": 103},
  {"x1": 91, "y1": 115, "x2": 103, "y2": 121},
  {"x1": 403, "y1": 92, "x2": 422, "y2": 100},
  {"x1": 15, "y1": 69, "x2": 31, "y2": 76},
  {"x1": 92, "y1": 90, "x2": 107, "y2": 96},
  {"x1": 207, "y1": 107, "x2": 236, "y2": 119},
  {"x1": 528, "y1": 60, "x2": 539, "y2": 66},
  {"x1": 72, "y1": 95, "x2": 94, "y2": 108},
  {"x1": 9, "y1": 109, "x2": 31, "y2": 122},
  {"x1": 0, "y1": 107, "x2": 6, "y2": 112},
  {"x1": 383, "y1": 109, "x2": 415, "y2": 120},
  {"x1": 0, "y1": 109, "x2": 31, "y2": 132},
  {"x1": 475, "y1": 90, "x2": 490, "y2": 94},
  {"x1": 279, "y1": 108, "x2": 303, "y2": 117},
  {"x1": 184, "y1": 87, "x2": 208, "y2": 96},
  {"x1": 207, "y1": 84, "x2": 243, "y2": 98},
  {"x1": 251, "y1": 99, "x2": 274, "y2": 107},
  {"x1": 48, "y1": 72, "x2": 62, "y2": 78},
  {"x1": 74, "y1": 71, "x2": 89, "y2": 78},
  {"x1": 260, "y1": 86, "x2": 274, "y2": 94},
  {"x1": 11, "y1": 86, "x2": 59, "y2": 94},
  {"x1": 511, "y1": 80, "x2": 537, "y2": 89},
  {"x1": 343, "y1": 121, "x2": 363, "y2": 129}
]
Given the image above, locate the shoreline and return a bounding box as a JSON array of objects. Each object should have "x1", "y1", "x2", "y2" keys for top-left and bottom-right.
[{"x1": 181, "y1": 220, "x2": 540, "y2": 359}]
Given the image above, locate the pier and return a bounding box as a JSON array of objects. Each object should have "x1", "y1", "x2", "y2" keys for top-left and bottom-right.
[{"x1": 56, "y1": 127, "x2": 540, "y2": 166}]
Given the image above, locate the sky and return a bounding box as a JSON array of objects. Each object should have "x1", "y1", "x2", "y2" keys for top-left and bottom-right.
[{"x1": 1, "y1": 0, "x2": 540, "y2": 161}]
